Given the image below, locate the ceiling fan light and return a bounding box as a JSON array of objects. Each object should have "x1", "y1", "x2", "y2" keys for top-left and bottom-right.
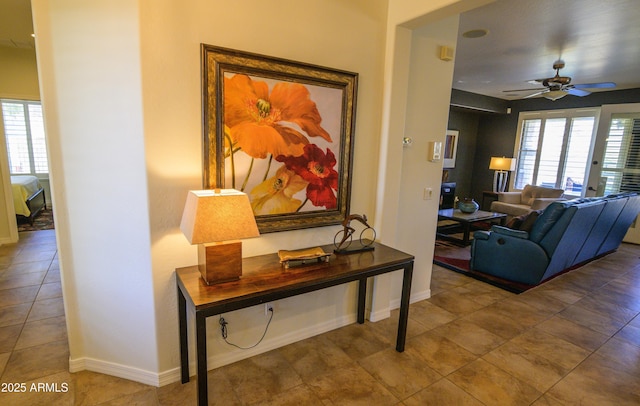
[{"x1": 544, "y1": 90, "x2": 568, "y2": 101}]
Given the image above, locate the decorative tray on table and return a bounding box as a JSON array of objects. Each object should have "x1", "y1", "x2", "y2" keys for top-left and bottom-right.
[{"x1": 278, "y1": 247, "x2": 331, "y2": 269}]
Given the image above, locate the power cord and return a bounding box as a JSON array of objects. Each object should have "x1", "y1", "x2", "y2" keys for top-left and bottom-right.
[{"x1": 218, "y1": 306, "x2": 274, "y2": 350}]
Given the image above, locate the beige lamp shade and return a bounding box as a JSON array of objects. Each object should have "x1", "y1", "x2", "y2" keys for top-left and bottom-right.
[
  {"x1": 180, "y1": 189, "x2": 259, "y2": 244},
  {"x1": 489, "y1": 157, "x2": 516, "y2": 171}
]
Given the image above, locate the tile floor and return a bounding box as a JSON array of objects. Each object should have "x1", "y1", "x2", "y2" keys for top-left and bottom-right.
[{"x1": 1, "y1": 230, "x2": 639, "y2": 405}]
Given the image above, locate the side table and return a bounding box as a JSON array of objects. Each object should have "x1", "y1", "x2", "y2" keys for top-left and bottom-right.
[{"x1": 482, "y1": 191, "x2": 499, "y2": 211}]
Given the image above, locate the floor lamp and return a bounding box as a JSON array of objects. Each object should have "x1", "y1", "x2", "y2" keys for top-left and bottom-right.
[{"x1": 489, "y1": 157, "x2": 516, "y2": 193}]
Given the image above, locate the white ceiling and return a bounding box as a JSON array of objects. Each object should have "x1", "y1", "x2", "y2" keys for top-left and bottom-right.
[
  {"x1": 454, "y1": 0, "x2": 640, "y2": 100},
  {"x1": 2, "y1": 0, "x2": 639, "y2": 102}
]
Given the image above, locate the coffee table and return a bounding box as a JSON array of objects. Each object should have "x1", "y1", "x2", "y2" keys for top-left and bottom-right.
[{"x1": 437, "y1": 208, "x2": 507, "y2": 246}]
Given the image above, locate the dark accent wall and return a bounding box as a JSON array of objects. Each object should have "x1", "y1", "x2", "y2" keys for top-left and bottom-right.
[
  {"x1": 446, "y1": 108, "x2": 480, "y2": 200},
  {"x1": 448, "y1": 88, "x2": 640, "y2": 204}
]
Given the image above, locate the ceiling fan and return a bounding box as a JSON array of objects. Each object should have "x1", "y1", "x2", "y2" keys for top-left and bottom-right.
[{"x1": 504, "y1": 60, "x2": 616, "y2": 101}]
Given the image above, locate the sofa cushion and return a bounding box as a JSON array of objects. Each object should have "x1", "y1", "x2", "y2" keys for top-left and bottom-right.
[
  {"x1": 529, "y1": 201, "x2": 572, "y2": 243},
  {"x1": 491, "y1": 201, "x2": 531, "y2": 217},
  {"x1": 521, "y1": 184, "x2": 564, "y2": 206}
]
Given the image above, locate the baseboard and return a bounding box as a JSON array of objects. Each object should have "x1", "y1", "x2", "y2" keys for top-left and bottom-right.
[
  {"x1": 70, "y1": 289, "x2": 431, "y2": 387},
  {"x1": 0, "y1": 235, "x2": 17, "y2": 245},
  {"x1": 69, "y1": 356, "x2": 161, "y2": 387}
]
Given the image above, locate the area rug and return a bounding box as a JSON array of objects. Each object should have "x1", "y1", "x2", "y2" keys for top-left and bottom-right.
[
  {"x1": 17, "y1": 208, "x2": 55, "y2": 232},
  {"x1": 433, "y1": 240, "x2": 534, "y2": 293}
]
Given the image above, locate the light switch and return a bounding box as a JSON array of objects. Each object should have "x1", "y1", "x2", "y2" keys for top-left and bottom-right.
[{"x1": 424, "y1": 188, "x2": 433, "y2": 200}]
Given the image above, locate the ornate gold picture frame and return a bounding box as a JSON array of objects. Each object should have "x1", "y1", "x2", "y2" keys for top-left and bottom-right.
[{"x1": 201, "y1": 45, "x2": 358, "y2": 233}]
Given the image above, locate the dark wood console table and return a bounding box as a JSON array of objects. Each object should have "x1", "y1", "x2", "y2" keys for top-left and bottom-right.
[{"x1": 176, "y1": 242, "x2": 414, "y2": 405}]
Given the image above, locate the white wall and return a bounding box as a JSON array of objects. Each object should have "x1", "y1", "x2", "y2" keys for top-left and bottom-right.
[
  {"x1": 31, "y1": 0, "x2": 480, "y2": 386},
  {"x1": 32, "y1": 0, "x2": 159, "y2": 379}
]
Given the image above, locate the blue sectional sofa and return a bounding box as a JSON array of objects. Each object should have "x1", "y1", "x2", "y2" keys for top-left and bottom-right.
[{"x1": 470, "y1": 193, "x2": 640, "y2": 286}]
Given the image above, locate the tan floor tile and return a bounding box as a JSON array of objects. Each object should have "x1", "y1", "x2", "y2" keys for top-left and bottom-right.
[
  {"x1": 306, "y1": 363, "x2": 398, "y2": 405},
  {"x1": 0, "y1": 351, "x2": 10, "y2": 375},
  {"x1": 35, "y1": 282, "x2": 62, "y2": 300},
  {"x1": 93, "y1": 387, "x2": 158, "y2": 405},
  {"x1": 359, "y1": 347, "x2": 442, "y2": 400},
  {"x1": 573, "y1": 294, "x2": 639, "y2": 324},
  {"x1": 224, "y1": 350, "x2": 303, "y2": 405},
  {"x1": 545, "y1": 355, "x2": 640, "y2": 405},
  {"x1": 559, "y1": 303, "x2": 626, "y2": 336},
  {"x1": 408, "y1": 332, "x2": 477, "y2": 376},
  {"x1": 73, "y1": 370, "x2": 152, "y2": 406},
  {"x1": 0, "y1": 271, "x2": 46, "y2": 290},
  {"x1": 44, "y1": 268, "x2": 61, "y2": 284},
  {"x1": 0, "y1": 285, "x2": 40, "y2": 307},
  {"x1": 427, "y1": 289, "x2": 488, "y2": 316},
  {"x1": 10, "y1": 250, "x2": 56, "y2": 265},
  {"x1": 483, "y1": 342, "x2": 566, "y2": 393},
  {"x1": 324, "y1": 322, "x2": 391, "y2": 360},
  {"x1": 535, "y1": 315, "x2": 609, "y2": 351},
  {"x1": 533, "y1": 281, "x2": 587, "y2": 305},
  {"x1": 14, "y1": 315, "x2": 67, "y2": 350},
  {"x1": 370, "y1": 308, "x2": 430, "y2": 340},
  {"x1": 259, "y1": 383, "x2": 324, "y2": 405},
  {"x1": 2, "y1": 340, "x2": 69, "y2": 382},
  {"x1": 460, "y1": 306, "x2": 528, "y2": 340},
  {"x1": 27, "y1": 297, "x2": 65, "y2": 322},
  {"x1": 509, "y1": 328, "x2": 591, "y2": 371},
  {"x1": 156, "y1": 379, "x2": 198, "y2": 406},
  {"x1": 0, "y1": 371, "x2": 73, "y2": 406},
  {"x1": 0, "y1": 302, "x2": 32, "y2": 327},
  {"x1": 510, "y1": 289, "x2": 569, "y2": 314},
  {"x1": 431, "y1": 318, "x2": 505, "y2": 356},
  {"x1": 5, "y1": 260, "x2": 52, "y2": 275},
  {"x1": 448, "y1": 358, "x2": 541, "y2": 406},
  {"x1": 406, "y1": 299, "x2": 458, "y2": 331},
  {"x1": 616, "y1": 323, "x2": 640, "y2": 347},
  {"x1": 0, "y1": 324, "x2": 22, "y2": 353},
  {"x1": 456, "y1": 280, "x2": 514, "y2": 306},
  {"x1": 278, "y1": 334, "x2": 354, "y2": 381},
  {"x1": 595, "y1": 337, "x2": 640, "y2": 378},
  {"x1": 491, "y1": 298, "x2": 552, "y2": 328},
  {"x1": 404, "y1": 378, "x2": 484, "y2": 406}
]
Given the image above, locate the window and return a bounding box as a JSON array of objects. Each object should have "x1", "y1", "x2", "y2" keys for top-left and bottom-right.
[
  {"x1": 600, "y1": 113, "x2": 640, "y2": 194},
  {"x1": 513, "y1": 109, "x2": 599, "y2": 195},
  {"x1": 1, "y1": 100, "x2": 49, "y2": 176}
]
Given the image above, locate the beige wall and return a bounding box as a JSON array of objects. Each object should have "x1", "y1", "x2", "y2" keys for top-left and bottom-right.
[
  {"x1": 0, "y1": 47, "x2": 40, "y2": 100},
  {"x1": 32, "y1": 0, "x2": 481, "y2": 386},
  {"x1": 0, "y1": 46, "x2": 41, "y2": 244}
]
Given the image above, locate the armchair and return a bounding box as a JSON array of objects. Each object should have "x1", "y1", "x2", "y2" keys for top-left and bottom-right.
[{"x1": 490, "y1": 184, "x2": 564, "y2": 218}]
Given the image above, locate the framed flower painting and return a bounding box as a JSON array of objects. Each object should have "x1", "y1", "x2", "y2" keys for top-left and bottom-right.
[{"x1": 201, "y1": 45, "x2": 358, "y2": 233}]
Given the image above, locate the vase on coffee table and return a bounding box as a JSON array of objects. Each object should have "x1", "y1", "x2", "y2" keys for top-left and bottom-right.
[{"x1": 459, "y1": 198, "x2": 479, "y2": 213}]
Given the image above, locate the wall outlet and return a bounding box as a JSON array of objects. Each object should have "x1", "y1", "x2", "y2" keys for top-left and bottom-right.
[{"x1": 265, "y1": 303, "x2": 273, "y2": 315}]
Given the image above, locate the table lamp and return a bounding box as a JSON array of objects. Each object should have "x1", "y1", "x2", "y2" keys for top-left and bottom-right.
[
  {"x1": 180, "y1": 189, "x2": 260, "y2": 284},
  {"x1": 489, "y1": 156, "x2": 516, "y2": 193}
]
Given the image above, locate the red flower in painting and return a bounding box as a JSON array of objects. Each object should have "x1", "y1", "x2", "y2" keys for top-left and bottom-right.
[
  {"x1": 277, "y1": 144, "x2": 338, "y2": 209},
  {"x1": 224, "y1": 74, "x2": 332, "y2": 159}
]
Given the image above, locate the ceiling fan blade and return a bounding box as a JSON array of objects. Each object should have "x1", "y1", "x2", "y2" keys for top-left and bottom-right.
[
  {"x1": 567, "y1": 87, "x2": 591, "y2": 97},
  {"x1": 503, "y1": 87, "x2": 546, "y2": 93},
  {"x1": 523, "y1": 90, "x2": 549, "y2": 99},
  {"x1": 573, "y1": 82, "x2": 616, "y2": 89}
]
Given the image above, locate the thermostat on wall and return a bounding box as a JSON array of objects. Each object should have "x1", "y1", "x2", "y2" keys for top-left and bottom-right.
[{"x1": 428, "y1": 141, "x2": 442, "y2": 162}]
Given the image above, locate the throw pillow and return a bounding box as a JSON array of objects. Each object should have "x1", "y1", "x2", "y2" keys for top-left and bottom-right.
[
  {"x1": 505, "y1": 210, "x2": 541, "y2": 232},
  {"x1": 519, "y1": 210, "x2": 542, "y2": 232}
]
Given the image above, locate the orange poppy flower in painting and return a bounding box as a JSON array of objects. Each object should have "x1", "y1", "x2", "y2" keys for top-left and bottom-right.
[
  {"x1": 224, "y1": 74, "x2": 333, "y2": 159},
  {"x1": 250, "y1": 166, "x2": 308, "y2": 215},
  {"x1": 277, "y1": 144, "x2": 339, "y2": 209}
]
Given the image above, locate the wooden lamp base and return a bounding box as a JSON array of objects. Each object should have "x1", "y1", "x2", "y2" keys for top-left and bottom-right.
[{"x1": 198, "y1": 241, "x2": 242, "y2": 285}]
